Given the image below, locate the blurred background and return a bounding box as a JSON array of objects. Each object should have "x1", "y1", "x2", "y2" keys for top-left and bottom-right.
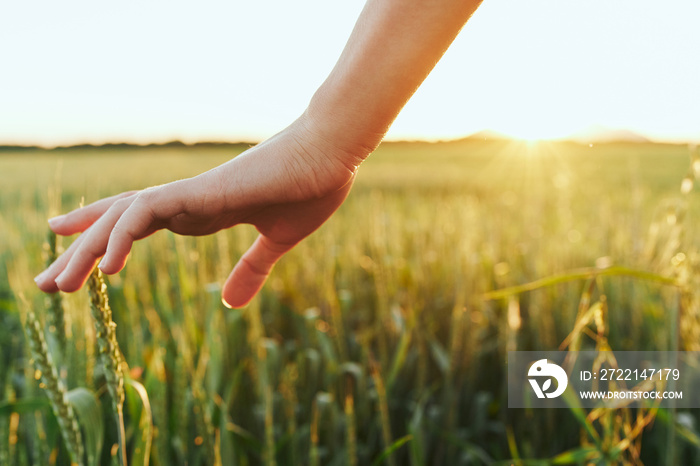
[{"x1": 2, "y1": 0, "x2": 699, "y2": 146}]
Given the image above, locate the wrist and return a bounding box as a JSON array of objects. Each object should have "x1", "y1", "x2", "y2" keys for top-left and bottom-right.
[{"x1": 303, "y1": 87, "x2": 386, "y2": 163}]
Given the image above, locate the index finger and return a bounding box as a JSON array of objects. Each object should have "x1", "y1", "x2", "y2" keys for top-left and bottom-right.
[{"x1": 49, "y1": 191, "x2": 138, "y2": 235}]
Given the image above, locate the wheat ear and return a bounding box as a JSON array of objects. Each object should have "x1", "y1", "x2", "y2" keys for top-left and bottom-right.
[
  {"x1": 24, "y1": 310, "x2": 84, "y2": 466},
  {"x1": 87, "y1": 268, "x2": 127, "y2": 466}
]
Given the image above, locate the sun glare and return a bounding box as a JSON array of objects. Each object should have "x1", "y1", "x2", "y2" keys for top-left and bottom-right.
[{"x1": 500, "y1": 127, "x2": 566, "y2": 143}]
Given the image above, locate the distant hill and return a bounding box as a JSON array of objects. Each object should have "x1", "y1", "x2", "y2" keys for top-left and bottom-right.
[
  {"x1": 0, "y1": 140, "x2": 254, "y2": 152},
  {"x1": 568, "y1": 125, "x2": 651, "y2": 144},
  {"x1": 462, "y1": 126, "x2": 654, "y2": 144},
  {"x1": 0, "y1": 127, "x2": 660, "y2": 153},
  {"x1": 465, "y1": 130, "x2": 511, "y2": 141}
]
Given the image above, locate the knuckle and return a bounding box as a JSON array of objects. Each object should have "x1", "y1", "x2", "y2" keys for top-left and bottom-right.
[
  {"x1": 134, "y1": 190, "x2": 152, "y2": 204},
  {"x1": 260, "y1": 236, "x2": 293, "y2": 255},
  {"x1": 81, "y1": 238, "x2": 104, "y2": 260},
  {"x1": 136, "y1": 185, "x2": 163, "y2": 203},
  {"x1": 240, "y1": 256, "x2": 268, "y2": 277},
  {"x1": 112, "y1": 216, "x2": 141, "y2": 242},
  {"x1": 131, "y1": 191, "x2": 158, "y2": 218},
  {"x1": 112, "y1": 197, "x2": 133, "y2": 212},
  {"x1": 110, "y1": 221, "x2": 129, "y2": 240}
]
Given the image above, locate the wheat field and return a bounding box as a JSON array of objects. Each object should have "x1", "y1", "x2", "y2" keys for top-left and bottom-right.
[{"x1": 1, "y1": 139, "x2": 700, "y2": 465}]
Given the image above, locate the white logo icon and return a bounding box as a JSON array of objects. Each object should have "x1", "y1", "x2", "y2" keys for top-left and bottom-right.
[{"x1": 528, "y1": 359, "x2": 568, "y2": 399}]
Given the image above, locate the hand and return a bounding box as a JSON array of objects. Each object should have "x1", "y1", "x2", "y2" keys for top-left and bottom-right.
[
  {"x1": 34, "y1": 114, "x2": 369, "y2": 308},
  {"x1": 34, "y1": 0, "x2": 484, "y2": 306}
]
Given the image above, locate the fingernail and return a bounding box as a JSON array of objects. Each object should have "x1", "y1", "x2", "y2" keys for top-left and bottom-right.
[
  {"x1": 221, "y1": 297, "x2": 233, "y2": 309},
  {"x1": 34, "y1": 270, "x2": 49, "y2": 284},
  {"x1": 54, "y1": 271, "x2": 67, "y2": 288},
  {"x1": 98, "y1": 256, "x2": 109, "y2": 271},
  {"x1": 48, "y1": 215, "x2": 66, "y2": 228}
]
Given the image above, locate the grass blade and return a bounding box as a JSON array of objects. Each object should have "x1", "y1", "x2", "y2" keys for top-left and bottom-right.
[
  {"x1": 124, "y1": 379, "x2": 153, "y2": 466},
  {"x1": 66, "y1": 388, "x2": 104, "y2": 466},
  {"x1": 371, "y1": 435, "x2": 413, "y2": 466}
]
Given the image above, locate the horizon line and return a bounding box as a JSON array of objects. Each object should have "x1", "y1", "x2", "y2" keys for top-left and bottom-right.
[{"x1": 1, "y1": 132, "x2": 697, "y2": 151}]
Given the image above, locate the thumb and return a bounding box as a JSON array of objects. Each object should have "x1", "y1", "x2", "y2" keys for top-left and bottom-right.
[{"x1": 222, "y1": 235, "x2": 294, "y2": 308}]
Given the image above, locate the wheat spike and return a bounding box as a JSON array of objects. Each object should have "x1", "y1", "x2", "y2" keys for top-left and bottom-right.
[
  {"x1": 24, "y1": 310, "x2": 84, "y2": 466},
  {"x1": 44, "y1": 230, "x2": 67, "y2": 354},
  {"x1": 87, "y1": 268, "x2": 125, "y2": 411}
]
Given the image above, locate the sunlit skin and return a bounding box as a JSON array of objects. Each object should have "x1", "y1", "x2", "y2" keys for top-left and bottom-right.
[{"x1": 35, "y1": 0, "x2": 485, "y2": 307}]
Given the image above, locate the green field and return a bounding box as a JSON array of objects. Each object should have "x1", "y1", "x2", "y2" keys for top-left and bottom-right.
[{"x1": 1, "y1": 139, "x2": 700, "y2": 465}]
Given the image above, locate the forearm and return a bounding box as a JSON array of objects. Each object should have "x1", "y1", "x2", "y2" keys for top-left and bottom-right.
[{"x1": 306, "y1": 0, "x2": 484, "y2": 156}]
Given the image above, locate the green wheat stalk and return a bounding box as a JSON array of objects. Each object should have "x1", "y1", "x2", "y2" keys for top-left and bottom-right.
[
  {"x1": 24, "y1": 310, "x2": 84, "y2": 466},
  {"x1": 344, "y1": 377, "x2": 358, "y2": 466},
  {"x1": 482, "y1": 265, "x2": 682, "y2": 301},
  {"x1": 370, "y1": 360, "x2": 395, "y2": 466},
  {"x1": 87, "y1": 267, "x2": 126, "y2": 466},
  {"x1": 44, "y1": 230, "x2": 67, "y2": 355}
]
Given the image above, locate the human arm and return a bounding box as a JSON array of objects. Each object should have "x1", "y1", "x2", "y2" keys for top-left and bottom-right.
[{"x1": 34, "y1": 0, "x2": 484, "y2": 307}]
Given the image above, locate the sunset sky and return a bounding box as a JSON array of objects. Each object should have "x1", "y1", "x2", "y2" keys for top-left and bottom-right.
[{"x1": 2, "y1": 0, "x2": 699, "y2": 147}]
